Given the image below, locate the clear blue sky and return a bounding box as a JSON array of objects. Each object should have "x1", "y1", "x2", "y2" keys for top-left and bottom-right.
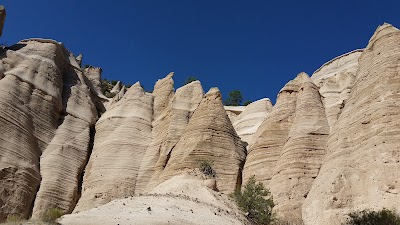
[{"x1": 2, "y1": 0, "x2": 399, "y2": 103}]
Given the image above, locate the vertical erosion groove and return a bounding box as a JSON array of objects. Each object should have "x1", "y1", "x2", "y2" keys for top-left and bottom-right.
[{"x1": 74, "y1": 125, "x2": 96, "y2": 211}]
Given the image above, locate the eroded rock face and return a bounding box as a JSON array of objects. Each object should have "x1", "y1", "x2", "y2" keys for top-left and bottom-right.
[
  {"x1": 269, "y1": 78, "x2": 329, "y2": 222},
  {"x1": 73, "y1": 82, "x2": 153, "y2": 213},
  {"x1": 232, "y1": 98, "x2": 273, "y2": 147},
  {"x1": 303, "y1": 23, "x2": 400, "y2": 225},
  {"x1": 136, "y1": 79, "x2": 204, "y2": 193},
  {"x1": 110, "y1": 81, "x2": 122, "y2": 94},
  {"x1": 243, "y1": 73, "x2": 306, "y2": 188},
  {"x1": 83, "y1": 66, "x2": 104, "y2": 98},
  {"x1": 0, "y1": 39, "x2": 98, "y2": 221},
  {"x1": 242, "y1": 73, "x2": 329, "y2": 222},
  {"x1": 157, "y1": 88, "x2": 247, "y2": 193},
  {"x1": 311, "y1": 50, "x2": 362, "y2": 129}
]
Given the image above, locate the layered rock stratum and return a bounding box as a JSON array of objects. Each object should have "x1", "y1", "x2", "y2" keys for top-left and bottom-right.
[
  {"x1": 0, "y1": 13, "x2": 399, "y2": 225},
  {"x1": 303, "y1": 22, "x2": 400, "y2": 225}
]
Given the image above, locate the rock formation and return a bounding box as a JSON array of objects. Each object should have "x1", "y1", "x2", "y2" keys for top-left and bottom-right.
[
  {"x1": 243, "y1": 73, "x2": 305, "y2": 188},
  {"x1": 110, "y1": 81, "x2": 122, "y2": 94},
  {"x1": 76, "y1": 54, "x2": 83, "y2": 66},
  {"x1": 269, "y1": 77, "x2": 329, "y2": 222},
  {"x1": 0, "y1": 39, "x2": 98, "y2": 221},
  {"x1": 136, "y1": 79, "x2": 204, "y2": 193},
  {"x1": 73, "y1": 82, "x2": 153, "y2": 213},
  {"x1": 231, "y1": 98, "x2": 273, "y2": 147},
  {"x1": 303, "y1": 23, "x2": 400, "y2": 225},
  {"x1": 83, "y1": 66, "x2": 104, "y2": 97},
  {"x1": 1, "y1": 11, "x2": 400, "y2": 225},
  {"x1": 311, "y1": 50, "x2": 362, "y2": 129},
  {"x1": 224, "y1": 106, "x2": 245, "y2": 124},
  {"x1": 157, "y1": 88, "x2": 247, "y2": 193}
]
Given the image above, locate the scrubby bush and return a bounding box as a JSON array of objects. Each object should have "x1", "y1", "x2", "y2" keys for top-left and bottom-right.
[
  {"x1": 224, "y1": 90, "x2": 243, "y2": 106},
  {"x1": 6, "y1": 214, "x2": 24, "y2": 224},
  {"x1": 41, "y1": 207, "x2": 64, "y2": 224},
  {"x1": 184, "y1": 76, "x2": 198, "y2": 85},
  {"x1": 197, "y1": 159, "x2": 216, "y2": 177},
  {"x1": 243, "y1": 100, "x2": 252, "y2": 106},
  {"x1": 344, "y1": 208, "x2": 400, "y2": 225},
  {"x1": 231, "y1": 175, "x2": 275, "y2": 225}
]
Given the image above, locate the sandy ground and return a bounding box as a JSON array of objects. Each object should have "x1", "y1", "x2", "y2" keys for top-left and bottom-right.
[{"x1": 59, "y1": 171, "x2": 250, "y2": 225}]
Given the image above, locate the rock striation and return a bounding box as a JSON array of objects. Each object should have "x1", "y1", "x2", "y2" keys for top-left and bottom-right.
[
  {"x1": 311, "y1": 50, "x2": 362, "y2": 129},
  {"x1": 73, "y1": 82, "x2": 153, "y2": 213},
  {"x1": 269, "y1": 77, "x2": 329, "y2": 222},
  {"x1": 243, "y1": 73, "x2": 306, "y2": 188},
  {"x1": 303, "y1": 23, "x2": 400, "y2": 225},
  {"x1": 2, "y1": 16, "x2": 400, "y2": 225},
  {"x1": 0, "y1": 39, "x2": 98, "y2": 221},
  {"x1": 231, "y1": 98, "x2": 273, "y2": 147},
  {"x1": 136, "y1": 79, "x2": 204, "y2": 193},
  {"x1": 157, "y1": 88, "x2": 247, "y2": 193},
  {"x1": 243, "y1": 73, "x2": 330, "y2": 222}
]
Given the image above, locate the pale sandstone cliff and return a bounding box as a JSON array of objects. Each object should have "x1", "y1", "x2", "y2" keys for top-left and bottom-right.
[
  {"x1": 311, "y1": 50, "x2": 362, "y2": 129},
  {"x1": 1, "y1": 13, "x2": 400, "y2": 225},
  {"x1": 303, "y1": 23, "x2": 400, "y2": 225},
  {"x1": 137, "y1": 79, "x2": 204, "y2": 193},
  {"x1": 269, "y1": 76, "x2": 329, "y2": 222},
  {"x1": 243, "y1": 73, "x2": 306, "y2": 188},
  {"x1": 157, "y1": 88, "x2": 247, "y2": 193},
  {"x1": 232, "y1": 98, "x2": 273, "y2": 147},
  {"x1": 73, "y1": 82, "x2": 153, "y2": 213},
  {"x1": 0, "y1": 39, "x2": 98, "y2": 221}
]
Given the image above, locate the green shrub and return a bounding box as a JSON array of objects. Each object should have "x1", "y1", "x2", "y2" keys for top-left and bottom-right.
[
  {"x1": 41, "y1": 207, "x2": 64, "y2": 224},
  {"x1": 224, "y1": 90, "x2": 243, "y2": 106},
  {"x1": 6, "y1": 214, "x2": 24, "y2": 224},
  {"x1": 231, "y1": 175, "x2": 275, "y2": 225},
  {"x1": 344, "y1": 208, "x2": 400, "y2": 225},
  {"x1": 197, "y1": 159, "x2": 216, "y2": 177},
  {"x1": 184, "y1": 76, "x2": 198, "y2": 85}
]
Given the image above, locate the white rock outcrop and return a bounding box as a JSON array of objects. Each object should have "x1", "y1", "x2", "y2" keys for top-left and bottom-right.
[
  {"x1": 311, "y1": 50, "x2": 362, "y2": 129},
  {"x1": 74, "y1": 82, "x2": 153, "y2": 213},
  {"x1": 158, "y1": 88, "x2": 247, "y2": 193},
  {"x1": 303, "y1": 23, "x2": 400, "y2": 225},
  {"x1": 232, "y1": 98, "x2": 273, "y2": 147},
  {"x1": 0, "y1": 39, "x2": 98, "y2": 221}
]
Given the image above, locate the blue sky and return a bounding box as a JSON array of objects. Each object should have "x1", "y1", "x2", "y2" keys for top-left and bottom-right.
[{"x1": 1, "y1": 0, "x2": 399, "y2": 103}]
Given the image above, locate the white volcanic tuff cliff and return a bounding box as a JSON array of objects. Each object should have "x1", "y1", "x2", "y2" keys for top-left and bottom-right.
[
  {"x1": 83, "y1": 66, "x2": 107, "y2": 99},
  {"x1": 110, "y1": 81, "x2": 122, "y2": 94},
  {"x1": 158, "y1": 88, "x2": 247, "y2": 193},
  {"x1": 243, "y1": 73, "x2": 304, "y2": 188},
  {"x1": 311, "y1": 50, "x2": 362, "y2": 88},
  {"x1": 231, "y1": 98, "x2": 273, "y2": 147},
  {"x1": 269, "y1": 77, "x2": 329, "y2": 222},
  {"x1": 73, "y1": 82, "x2": 153, "y2": 213},
  {"x1": 303, "y1": 23, "x2": 400, "y2": 225},
  {"x1": 134, "y1": 73, "x2": 175, "y2": 193},
  {"x1": 311, "y1": 50, "x2": 362, "y2": 129},
  {"x1": 136, "y1": 79, "x2": 204, "y2": 193},
  {"x1": 0, "y1": 39, "x2": 98, "y2": 221}
]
